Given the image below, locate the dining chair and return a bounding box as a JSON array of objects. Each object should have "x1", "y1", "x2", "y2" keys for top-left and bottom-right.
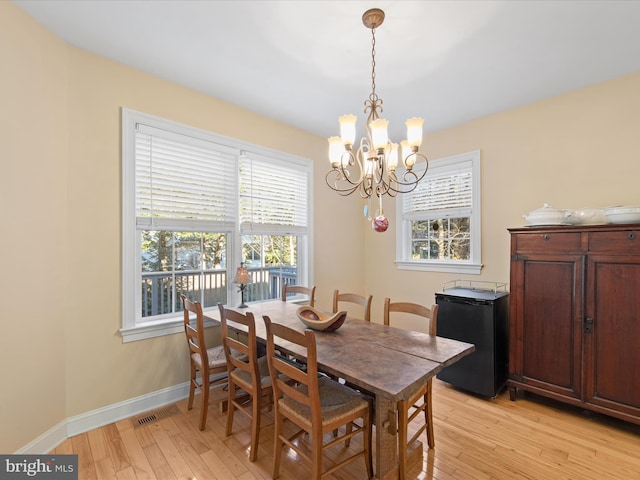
[
  {"x1": 282, "y1": 283, "x2": 316, "y2": 307},
  {"x1": 181, "y1": 294, "x2": 229, "y2": 431},
  {"x1": 332, "y1": 289, "x2": 372, "y2": 322},
  {"x1": 384, "y1": 298, "x2": 439, "y2": 479},
  {"x1": 218, "y1": 303, "x2": 273, "y2": 462},
  {"x1": 263, "y1": 315, "x2": 373, "y2": 480}
]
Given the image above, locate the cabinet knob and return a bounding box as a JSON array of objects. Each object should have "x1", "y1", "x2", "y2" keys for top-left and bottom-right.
[
  {"x1": 543, "y1": 234, "x2": 550, "y2": 241},
  {"x1": 628, "y1": 232, "x2": 636, "y2": 240},
  {"x1": 585, "y1": 317, "x2": 594, "y2": 333}
]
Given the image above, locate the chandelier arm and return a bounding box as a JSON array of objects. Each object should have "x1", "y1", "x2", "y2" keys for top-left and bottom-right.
[
  {"x1": 325, "y1": 170, "x2": 362, "y2": 196},
  {"x1": 394, "y1": 153, "x2": 430, "y2": 186},
  {"x1": 382, "y1": 154, "x2": 429, "y2": 195},
  {"x1": 372, "y1": 154, "x2": 383, "y2": 184},
  {"x1": 360, "y1": 176, "x2": 375, "y2": 198},
  {"x1": 387, "y1": 181, "x2": 418, "y2": 195},
  {"x1": 374, "y1": 176, "x2": 392, "y2": 197},
  {"x1": 335, "y1": 150, "x2": 365, "y2": 187},
  {"x1": 358, "y1": 187, "x2": 372, "y2": 199}
]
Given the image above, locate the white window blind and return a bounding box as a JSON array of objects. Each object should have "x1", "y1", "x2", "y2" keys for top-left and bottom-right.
[
  {"x1": 135, "y1": 123, "x2": 237, "y2": 231},
  {"x1": 395, "y1": 150, "x2": 482, "y2": 274},
  {"x1": 402, "y1": 160, "x2": 473, "y2": 221},
  {"x1": 239, "y1": 152, "x2": 309, "y2": 234}
]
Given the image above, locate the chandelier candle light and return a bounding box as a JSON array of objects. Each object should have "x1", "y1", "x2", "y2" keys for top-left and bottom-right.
[{"x1": 325, "y1": 8, "x2": 429, "y2": 233}]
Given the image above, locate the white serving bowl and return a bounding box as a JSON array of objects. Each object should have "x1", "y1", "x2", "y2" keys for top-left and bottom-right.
[
  {"x1": 566, "y1": 208, "x2": 607, "y2": 225},
  {"x1": 604, "y1": 206, "x2": 640, "y2": 224},
  {"x1": 523, "y1": 204, "x2": 569, "y2": 225}
]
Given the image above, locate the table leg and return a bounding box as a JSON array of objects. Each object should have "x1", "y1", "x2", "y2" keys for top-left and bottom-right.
[{"x1": 374, "y1": 395, "x2": 399, "y2": 480}]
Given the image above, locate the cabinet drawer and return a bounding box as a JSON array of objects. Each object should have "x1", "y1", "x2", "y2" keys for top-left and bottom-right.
[
  {"x1": 589, "y1": 230, "x2": 640, "y2": 253},
  {"x1": 514, "y1": 232, "x2": 582, "y2": 253}
]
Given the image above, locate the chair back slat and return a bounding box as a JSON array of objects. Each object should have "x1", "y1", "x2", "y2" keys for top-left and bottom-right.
[
  {"x1": 333, "y1": 290, "x2": 373, "y2": 322},
  {"x1": 218, "y1": 304, "x2": 261, "y2": 381},
  {"x1": 282, "y1": 284, "x2": 316, "y2": 307},
  {"x1": 383, "y1": 298, "x2": 438, "y2": 336},
  {"x1": 183, "y1": 296, "x2": 208, "y2": 363}
]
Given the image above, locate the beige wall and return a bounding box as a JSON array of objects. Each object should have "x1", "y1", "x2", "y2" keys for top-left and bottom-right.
[
  {"x1": 3, "y1": 0, "x2": 640, "y2": 453},
  {"x1": 365, "y1": 72, "x2": 640, "y2": 327},
  {"x1": 1, "y1": 3, "x2": 69, "y2": 453},
  {"x1": 0, "y1": 2, "x2": 362, "y2": 453}
]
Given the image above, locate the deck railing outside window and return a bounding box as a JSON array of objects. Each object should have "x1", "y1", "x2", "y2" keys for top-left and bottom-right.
[{"x1": 141, "y1": 266, "x2": 297, "y2": 317}]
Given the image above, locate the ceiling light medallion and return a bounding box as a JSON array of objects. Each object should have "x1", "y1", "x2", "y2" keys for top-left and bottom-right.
[{"x1": 325, "y1": 8, "x2": 429, "y2": 232}]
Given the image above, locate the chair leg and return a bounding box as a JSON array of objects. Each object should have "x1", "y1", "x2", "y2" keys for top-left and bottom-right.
[
  {"x1": 345, "y1": 422, "x2": 352, "y2": 447},
  {"x1": 187, "y1": 365, "x2": 196, "y2": 411},
  {"x1": 226, "y1": 380, "x2": 236, "y2": 436},
  {"x1": 311, "y1": 429, "x2": 323, "y2": 480},
  {"x1": 199, "y1": 373, "x2": 210, "y2": 431},
  {"x1": 364, "y1": 413, "x2": 373, "y2": 479},
  {"x1": 249, "y1": 391, "x2": 261, "y2": 462},
  {"x1": 398, "y1": 399, "x2": 409, "y2": 480},
  {"x1": 272, "y1": 413, "x2": 284, "y2": 479},
  {"x1": 425, "y1": 383, "x2": 435, "y2": 449}
]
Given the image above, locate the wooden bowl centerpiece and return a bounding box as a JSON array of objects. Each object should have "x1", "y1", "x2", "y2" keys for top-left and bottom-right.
[{"x1": 296, "y1": 306, "x2": 347, "y2": 332}]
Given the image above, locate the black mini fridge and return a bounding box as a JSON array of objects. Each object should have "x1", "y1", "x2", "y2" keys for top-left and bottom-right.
[{"x1": 435, "y1": 281, "x2": 509, "y2": 397}]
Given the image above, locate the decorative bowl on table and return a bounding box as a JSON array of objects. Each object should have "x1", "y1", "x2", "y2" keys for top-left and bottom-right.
[{"x1": 296, "y1": 306, "x2": 347, "y2": 332}]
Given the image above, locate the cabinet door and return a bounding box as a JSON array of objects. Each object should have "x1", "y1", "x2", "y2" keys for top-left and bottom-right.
[
  {"x1": 584, "y1": 255, "x2": 640, "y2": 418},
  {"x1": 510, "y1": 254, "x2": 583, "y2": 400}
]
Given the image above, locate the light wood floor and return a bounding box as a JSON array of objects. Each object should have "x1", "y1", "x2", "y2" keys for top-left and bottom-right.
[{"x1": 51, "y1": 380, "x2": 640, "y2": 479}]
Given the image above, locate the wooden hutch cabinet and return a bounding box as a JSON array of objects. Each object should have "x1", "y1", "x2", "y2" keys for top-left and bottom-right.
[{"x1": 508, "y1": 224, "x2": 640, "y2": 425}]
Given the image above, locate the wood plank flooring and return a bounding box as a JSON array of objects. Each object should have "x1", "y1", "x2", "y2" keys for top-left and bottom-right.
[{"x1": 51, "y1": 380, "x2": 640, "y2": 479}]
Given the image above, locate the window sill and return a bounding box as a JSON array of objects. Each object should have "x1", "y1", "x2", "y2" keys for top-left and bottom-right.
[
  {"x1": 120, "y1": 313, "x2": 219, "y2": 343},
  {"x1": 395, "y1": 260, "x2": 483, "y2": 274}
]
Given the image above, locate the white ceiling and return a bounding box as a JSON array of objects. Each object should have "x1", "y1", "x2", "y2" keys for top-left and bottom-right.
[{"x1": 13, "y1": 0, "x2": 640, "y2": 141}]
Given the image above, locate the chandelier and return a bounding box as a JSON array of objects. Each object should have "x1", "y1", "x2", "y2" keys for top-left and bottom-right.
[{"x1": 325, "y1": 8, "x2": 429, "y2": 232}]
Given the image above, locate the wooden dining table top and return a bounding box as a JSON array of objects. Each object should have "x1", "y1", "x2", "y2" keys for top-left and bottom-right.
[{"x1": 210, "y1": 299, "x2": 475, "y2": 402}]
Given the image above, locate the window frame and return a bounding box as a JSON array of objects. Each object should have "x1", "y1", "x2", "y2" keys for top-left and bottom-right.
[
  {"x1": 395, "y1": 150, "x2": 482, "y2": 274},
  {"x1": 121, "y1": 108, "x2": 313, "y2": 342}
]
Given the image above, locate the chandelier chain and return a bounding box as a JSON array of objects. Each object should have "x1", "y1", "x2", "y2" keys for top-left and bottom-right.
[{"x1": 370, "y1": 27, "x2": 377, "y2": 102}]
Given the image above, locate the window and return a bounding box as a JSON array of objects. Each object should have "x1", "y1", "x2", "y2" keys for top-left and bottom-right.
[
  {"x1": 238, "y1": 151, "x2": 311, "y2": 303},
  {"x1": 396, "y1": 150, "x2": 482, "y2": 274},
  {"x1": 122, "y1": 109, "x2": 312, "y2": 341},
  {"x1": 141, "y1": 231, "x2": 228, "y2": 317}
]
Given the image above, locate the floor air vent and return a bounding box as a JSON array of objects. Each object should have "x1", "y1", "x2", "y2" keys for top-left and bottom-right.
[{"x1": 132, "y1": 404, "x2": 180, "y2": 429}]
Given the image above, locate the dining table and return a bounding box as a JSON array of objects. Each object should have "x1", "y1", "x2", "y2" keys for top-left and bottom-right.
[{"x1": 211, "y1": 299, "x2": 475, "y2": 480}]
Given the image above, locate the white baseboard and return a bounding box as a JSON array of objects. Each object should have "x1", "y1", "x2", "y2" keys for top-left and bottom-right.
[
  {"x1": 17, "y1": 382, "x2": 190, "y2": 454},
  {"x1": 15, "y1": 421, "x2": 69, "y2": 455}
]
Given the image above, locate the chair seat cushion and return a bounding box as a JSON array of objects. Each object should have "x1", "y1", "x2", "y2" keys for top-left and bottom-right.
[
  {"x1": 280, "y1": 376, "x2": 370, "y2": 427},
  {"x1": 191, "y1": 344, "x2": 243, "y2": 370},
  {"x1": 230, "y1": 355, "x2": 273, "y2": 388}
]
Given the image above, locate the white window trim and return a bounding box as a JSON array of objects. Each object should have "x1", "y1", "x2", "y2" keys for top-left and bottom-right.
[
  {"x1": 395, "y1": 150, "x2": 482, "y2": 274},
  {"x1": 121, "y1": 108, "x2": 313, "y2": 342}
]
